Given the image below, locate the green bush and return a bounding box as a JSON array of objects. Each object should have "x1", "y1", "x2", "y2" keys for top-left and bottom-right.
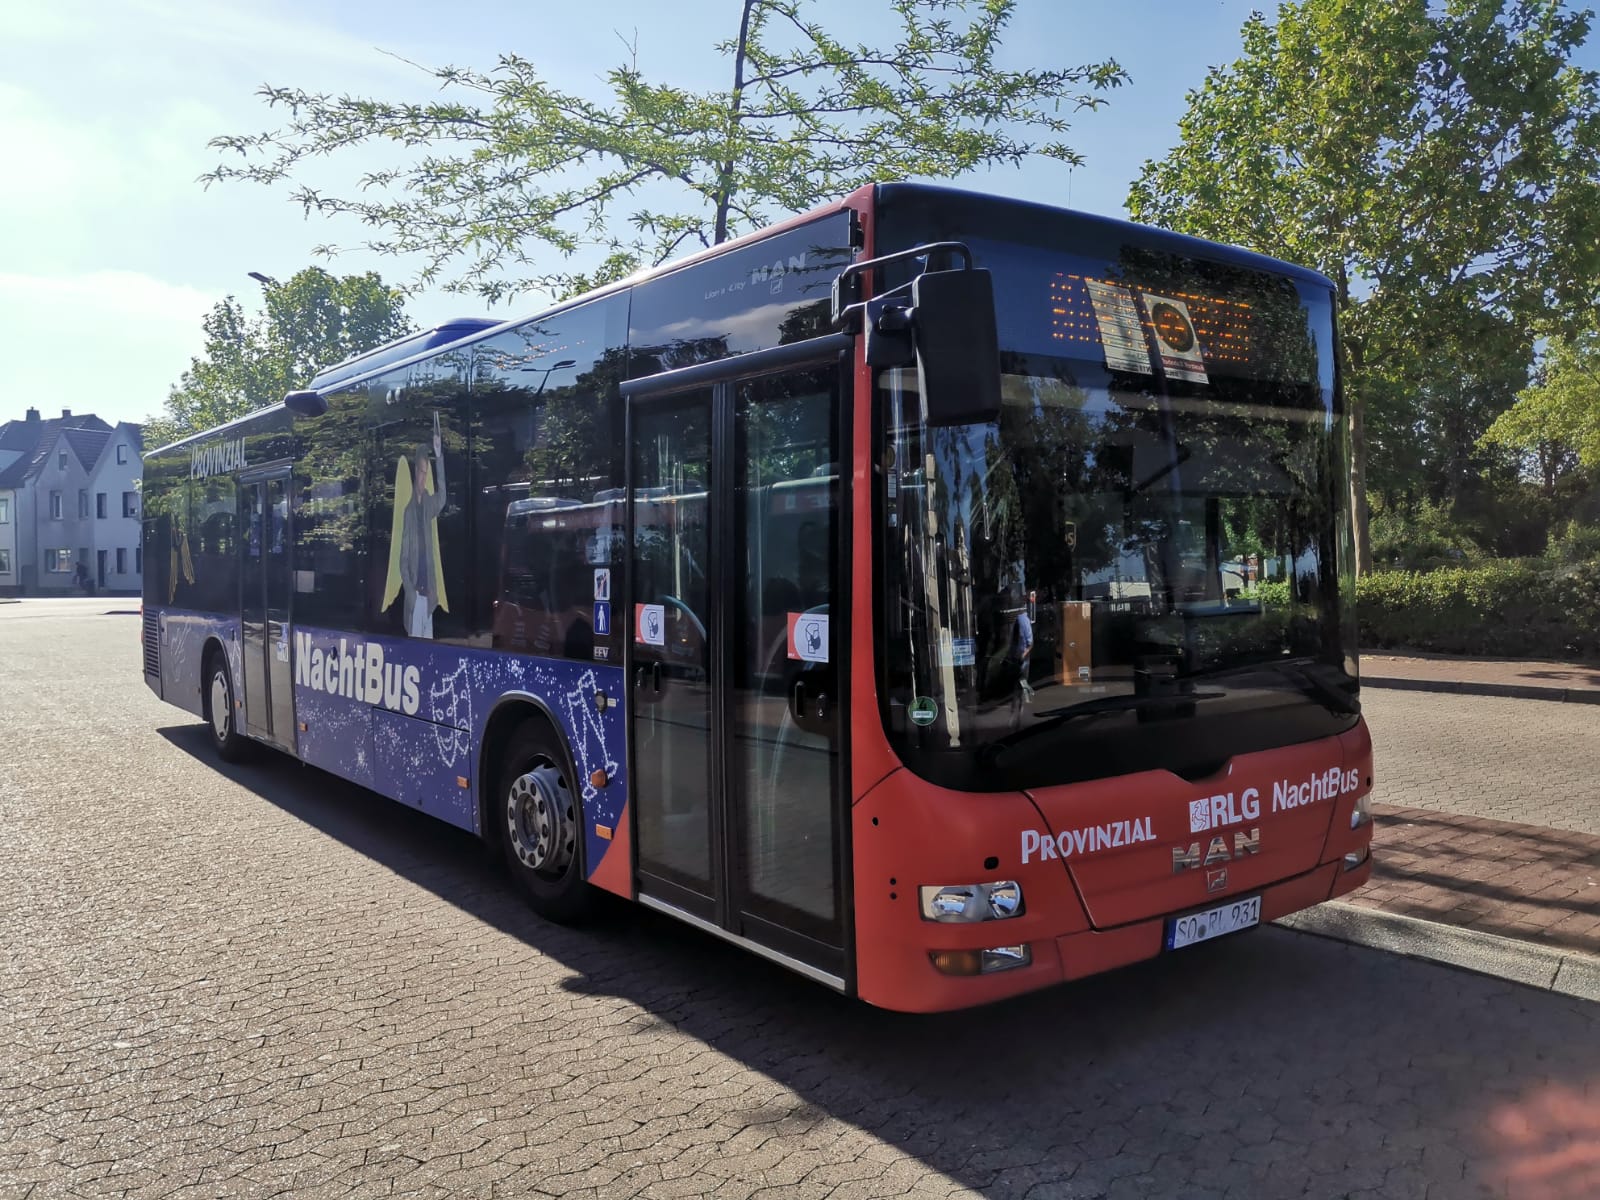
[
  {"x1": 1545, "y1": 519, "x2": 1600, "y2": 565},
  {"x1": 1356, "y1": 560, "x2": 1600, "y2": 660},
  {"x1": 1368, "y1": 499, "x2": 1485, "y2": 570}
]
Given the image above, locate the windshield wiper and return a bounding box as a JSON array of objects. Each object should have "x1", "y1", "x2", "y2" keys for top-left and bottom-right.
[
  {"x1": 981, "y1": 689, "x2": 1227, "y2": 766},
  {"x1": 1178, "y1": 655, "x2": 1360, "y2": 715}
]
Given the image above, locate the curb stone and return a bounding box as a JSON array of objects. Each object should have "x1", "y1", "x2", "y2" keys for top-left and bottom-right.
[
  {"x1": 1361, "y1": 675, "x2": 1600, "y2": 705},
  {"x1": 1275, "y1": 901, "x2": 1600, "y2": 1003}
]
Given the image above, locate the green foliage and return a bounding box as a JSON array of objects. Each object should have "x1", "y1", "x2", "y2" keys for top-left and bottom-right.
[
  {"x1": 1545, "y1": 518, "x2": 1600, "y2": 564},
  {"x1": 1127, "y1": 0, "x2": 1600, "y2": 566},
  {"x1": 204, "y1": 0, "x2": 1126, "y2": 301},
  {"x1": 147, "y1": 268, "x2": 412, "y2": 448},
  {"x1": 1355, "y1": 561, "x2": 1600, "y2": 659},
  {"x1": 1368, "y1": 498, "x2": 1485, "y2": 570},
  {"x1": 1481, "y1": 328, "x2": 1600, "y2": 492}
]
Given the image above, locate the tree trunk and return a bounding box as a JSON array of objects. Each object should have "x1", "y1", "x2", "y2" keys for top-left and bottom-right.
[
  {"x1": 713, "y1": 0, "x2": 758, "y2": 245},
  {"x1": 1350, "y1": 395, "x2": 1372, "y2": 575},
  {"x1": 1334, "y1": 264, "x2": 1371, "y2": 576}
]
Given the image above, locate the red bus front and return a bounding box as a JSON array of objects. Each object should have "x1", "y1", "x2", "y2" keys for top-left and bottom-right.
[{"x1": 846, "y1": 186, "x2": 1372, "y2": 1011}]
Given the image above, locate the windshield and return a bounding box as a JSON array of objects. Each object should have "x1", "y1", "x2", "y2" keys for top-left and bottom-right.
[{"x1": 878, "y1": 239, "x2": 1359, "y2": 791}]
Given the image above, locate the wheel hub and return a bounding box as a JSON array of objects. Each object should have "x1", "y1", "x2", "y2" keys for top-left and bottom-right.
[
  {"x1": 506, "y1": 763, "x2": 576, "y2": 876},
  {"x1": 210, "y1": 671, "x2": 230, "y2": 740}
]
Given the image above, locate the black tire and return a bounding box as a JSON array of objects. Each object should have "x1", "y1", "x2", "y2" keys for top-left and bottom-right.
[
  {"x1": 496, "y1": 720, "x2": 595, "y2": 923},
  {"x1": 203, "y1": 649, "x2": 250, "y2": 764}
]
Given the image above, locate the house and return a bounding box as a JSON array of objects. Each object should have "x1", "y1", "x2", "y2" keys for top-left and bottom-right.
[{"x1": 0, "y1": 408, "x2": 143, "y2": 596}]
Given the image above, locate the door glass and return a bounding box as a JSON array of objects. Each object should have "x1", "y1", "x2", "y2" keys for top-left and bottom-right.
[
  {"x1": 240, "y1": 483, "x2": 268, "y2": 735},
  {"x1": 732, "y1": 370, "x2": 842, "y2": 942},
  {"x1": 265, "y1": 477, "x2": 294, "y2": 745},
  {"x1": 631, "y1": 393, "x2": 714, "y2": 897}
]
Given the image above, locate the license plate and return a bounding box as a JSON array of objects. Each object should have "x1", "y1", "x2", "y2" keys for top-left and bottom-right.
[{"x1": 1166, "y1": 895, "x2": 1261, "y2": 950}]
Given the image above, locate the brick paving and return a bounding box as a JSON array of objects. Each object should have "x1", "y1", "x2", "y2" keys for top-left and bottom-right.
[
  {"x1": 1363, "y1": 652, "x2": 1600, "y2": 701},
  {"x1": 1362, "y1": 689, "x2": 1600, "y2": 838},
  {"x1": 1353, "y1": 805, "x2": 1600, "y2": 956},
  {"x1": 1358, "y1": 688, "x2": 1600, "y2": 962},
  {"x1": 5, "y1": 600, "x2": 1600, "y2": 1198}
]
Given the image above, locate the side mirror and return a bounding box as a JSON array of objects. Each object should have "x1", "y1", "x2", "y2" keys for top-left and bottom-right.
[
  {"x1": 284, "y1": 389, "x2": 328, "y2": 418},
  {"x1": 911, "y1": 268, "x2": 1002, "y2": 427}
]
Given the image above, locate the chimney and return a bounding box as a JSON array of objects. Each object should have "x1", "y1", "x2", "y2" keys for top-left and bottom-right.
[
  {"x1": 25, "y1": 407, "x2": 39, "y2": 423},
  {"x1": 61, "y1": 408, "x2": 72, "y2": 419}
]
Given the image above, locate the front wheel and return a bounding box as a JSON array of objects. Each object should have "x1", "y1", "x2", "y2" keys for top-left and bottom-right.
[
  {"x1": 204, "y1": 652, "x2": 250, "y2": 763},
  {"x1": 498, "y1": 722, "x2": 596, "y2": 923}
]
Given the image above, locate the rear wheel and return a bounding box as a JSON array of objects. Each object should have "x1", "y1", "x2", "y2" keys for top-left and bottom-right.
[
  {"x1": 203, "y1": 650, "x2": 249, "y2": 763},
  {"x1": 497, "y1": 721, "x2": 595, "y2": 923}
]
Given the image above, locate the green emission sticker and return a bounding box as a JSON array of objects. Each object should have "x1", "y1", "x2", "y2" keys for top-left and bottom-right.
[{"x1": 909, "y1": 697, "x2": 938, "y2": 727}]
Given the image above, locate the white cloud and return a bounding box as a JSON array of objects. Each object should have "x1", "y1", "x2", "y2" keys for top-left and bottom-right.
[{"x1": 0, "y1": 272, "x2": 218, "y2": 426}]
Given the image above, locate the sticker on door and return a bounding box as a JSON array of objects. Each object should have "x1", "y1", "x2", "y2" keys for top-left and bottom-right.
[
  {"x1": 787, "y1": 612, "x2": 829, "y2": 663},
  {"x1": 635, "y1": 603, "x2": 665, "y2": 646}
]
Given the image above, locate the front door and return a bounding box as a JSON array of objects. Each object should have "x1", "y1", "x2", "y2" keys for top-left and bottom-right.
[
  {"x1": 626, "y1": 340, "x2": 849, "y2": 981},
  {"x1": 240, "y1": 472, "x2": 295, "y2": 751}
]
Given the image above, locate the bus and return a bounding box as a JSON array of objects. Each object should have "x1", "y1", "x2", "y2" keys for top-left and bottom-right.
[{"x1": 140, "y1": 181, "x2": 1372, "y2": 1013}]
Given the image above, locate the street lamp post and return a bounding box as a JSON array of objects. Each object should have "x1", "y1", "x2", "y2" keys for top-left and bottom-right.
[{"x1": 522, "y1": 359, "x2": 577, "y2": 396}]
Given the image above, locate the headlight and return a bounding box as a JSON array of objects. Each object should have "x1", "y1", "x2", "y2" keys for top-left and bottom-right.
[
  {"x1": 1351, "y1": 789, "x2": 1373, "y2": 829},
  {"x1": 919, "y1": 881, "x2": 1025, "y2": 922}
]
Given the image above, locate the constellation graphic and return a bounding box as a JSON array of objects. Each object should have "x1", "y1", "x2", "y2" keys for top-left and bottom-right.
[
  {"x1": 561, "y1": 668, "x2": 620, "y2": 802},
  {"x1": 428, "y1": 660, "x2": 474, "y2": 766}
]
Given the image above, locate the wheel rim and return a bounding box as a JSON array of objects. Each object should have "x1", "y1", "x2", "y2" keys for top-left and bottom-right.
[
  {"x1": 505, "y1": 761, "x2": 576, "y2": 879},
  {"x1": 210, "y1": 670, "x2": 230, "y2": 742}
]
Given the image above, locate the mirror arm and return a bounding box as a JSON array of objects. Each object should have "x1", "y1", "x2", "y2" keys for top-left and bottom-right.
[{"x1": 831, "y1": 242, "x2": 974, "y2": 329}]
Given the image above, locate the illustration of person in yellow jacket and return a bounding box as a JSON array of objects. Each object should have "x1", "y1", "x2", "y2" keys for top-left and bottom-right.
[{"x1": 383, "y1": 411, "x2": 449, "y2": 638}]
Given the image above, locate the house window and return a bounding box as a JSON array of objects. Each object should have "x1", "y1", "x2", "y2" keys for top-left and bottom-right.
[
  {"x1": 50, "y1": 491, "x2": 62, "y2": 520},
  {"x1": 122, "y1": 491, "x2": 138, "y2": 518},
  {"x1": 57, "y1": 451, "x2": 67, "y2": 470},
  {"x1": 47, "y1": 549, "x2": 72, "y2": 573},
  {"x1": 116, "y1": 547, "x2": 127, "y2": 574},
  {"x1": 96, "y1": 493, "x2": 106, "y2": 519},
  {"x1": 0, "y1": 497, "x2": 8, "y2": 523},
  {"x1": 78, "y1": 490, "x2": 88, "y2": 519},
  {"x1": 117, "y1": 444, "x2": 128, "y2": 465},
  {"x1": 0, "y1": 549, "x2": 9, "y2": 574},
  {"x1": 135, "y1": 547, "x2": 143, "y2": 575}
]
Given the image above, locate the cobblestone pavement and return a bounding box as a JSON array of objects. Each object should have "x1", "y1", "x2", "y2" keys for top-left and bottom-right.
[
  {"x1": 4, "y1": 602, "x2": 1600, "y2": 1200},
  {"x1": 1353, "y1": 806, "x2": 1600, "y2": 955},
  {"x1": 1361, "y1": 689, "x2": 1600, "y2": 837}
]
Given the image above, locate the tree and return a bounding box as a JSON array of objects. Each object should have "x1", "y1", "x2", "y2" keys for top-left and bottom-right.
[
  {"x1": 1126, "y1": 0, "x2": 1600, "y2": 572},
  {"x1": 148, "y1": 267, "x2": 413, "y2": 446},
  {"x1": 1481, "y1": 329, "x2": 1600, "y2": 494},
  {"x1": 204, "y1": 0, "x2": 1125, "y2": 302}
]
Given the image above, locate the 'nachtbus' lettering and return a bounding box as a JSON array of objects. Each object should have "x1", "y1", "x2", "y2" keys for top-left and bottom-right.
[
  {"x1": 293, "y1": 632, "x2": 421, "y2": 716},
  {"x1": 1272, "y1": 767, "x2": 1361, "y2": 813}
]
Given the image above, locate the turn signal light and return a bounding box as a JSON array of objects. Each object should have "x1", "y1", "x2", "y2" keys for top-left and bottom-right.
[
  {"x1": 590, "y1": 769, "x2": 608, "y2": 789},
  {"x1": 930, "y1": 950, "x2": 983, "y2": 976},
  {"x1": 929, "y1": 944, "x2": 1032, "y2": 977}
]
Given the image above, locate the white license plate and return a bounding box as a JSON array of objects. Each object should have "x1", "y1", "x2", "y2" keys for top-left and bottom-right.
[{"x1": 1166, "y1": 895, "x2": 1261, "y2": 950}]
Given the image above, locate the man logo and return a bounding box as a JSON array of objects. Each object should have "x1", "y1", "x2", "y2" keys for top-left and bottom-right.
[
  {"x1": 1172, "y1": 828, "x2": 1261, "y2": 873},
  {"x1": 1206, "y1": 868, "x2": 1229, "y2": 895}
]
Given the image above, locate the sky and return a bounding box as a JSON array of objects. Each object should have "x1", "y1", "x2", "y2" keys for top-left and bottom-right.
[{"x1": 3, "y1": 0, "x2": 1592, "y2": 429}]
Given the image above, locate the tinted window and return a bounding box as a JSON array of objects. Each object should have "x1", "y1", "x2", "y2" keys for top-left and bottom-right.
[
  {"x1": 471, "y1": 294, "x2": 628, "y2": 660},
  {"x1": 628, "y1": 212, "x2": 855, "y2": 375},
  {"x1": 367, "y1": 352, "x2": 470, "y2": 643},
  {"x1": 293, "y1": 387, "x2": 368, "y2": 629}
]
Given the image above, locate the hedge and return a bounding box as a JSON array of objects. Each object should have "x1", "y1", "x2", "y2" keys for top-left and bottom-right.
[{"x1": 1356, "y1": 561, "x2": 1600, "y2": 661}]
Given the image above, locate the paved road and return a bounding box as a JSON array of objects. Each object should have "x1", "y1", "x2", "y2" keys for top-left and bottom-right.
[
  {"x1": 1362, "y1": 689, "x2": 1600, "y2": 837},
  {"x1": 3, "y1": 601, "x2": 1598, "y2": 1199}
]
